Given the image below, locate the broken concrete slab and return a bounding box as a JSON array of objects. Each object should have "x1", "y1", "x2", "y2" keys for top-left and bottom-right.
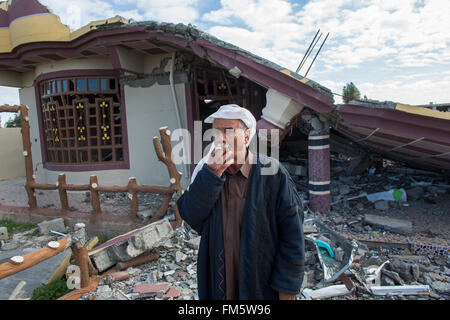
[
  {"x1": 381, "y1": 269, "x2": 404, "y2": 285},
  {"x1": 387, "y1": 259, "x2": 417, "y2": 283},
  {"x1": 374, "y1": 200, "x2": 389, "y2": 211},
  {"x1": 137, "y1": 209, "x2": 154, "y2": 221},
  {"x1": 126, "y1": 219, "x2": 173, "y2": 258},
  {"x1": 186, "y1": 236, "x2": 200, "y2": 250},
  {"x1": 431, "y1": 281, "x2": 450, "y2": 295},
  {"x1": 388, "y1": 254, "x2": 430, "y2": 266},
  {"x1": 363, "y1": 214, "x2": 412, "y2": 235},
  {"x1": 175, "y1": 251, "x2": 187, "y2": 263},
  {"x1": 37, "y1": 218, "x2": 66, "y2": 235},
  {"x1": 405, "y1": 187, "x2": 425, "y2": 201},
  {"x1": 302, "y1": 284, "x2": 352, "y2": 300},
  {"x1": 89, "y1": 219, "x2": 173, "y2": 272},
  {"x1": 426, "y1": 186, "x2": 447, "y2": 195},
  {"x1": 370, "y1": 285, "x2": 430, "y2": 296}
]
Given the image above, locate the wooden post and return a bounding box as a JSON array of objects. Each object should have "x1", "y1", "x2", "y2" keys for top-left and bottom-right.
[
  {"x1": 19, "y1": 105, "x2": 37, "y2": 210},
  {"x1": 127, "y1": 177, "x2": 138, "y2": 219},
  {"x1": 71, "y1": 223, "x2": 89, "y2": 289},
  {"x1": 58, "y1": 174, "x2": 69, "y2": 212},
  {"x1": 89, "y1": 175, "x2": 101, "y2": 215},
  {"x1": 153, "y1": 127, "x2": 183, "y2": 227},
  {"x1": 116, "y1": 251, "x2": 159, "y2": 270}
]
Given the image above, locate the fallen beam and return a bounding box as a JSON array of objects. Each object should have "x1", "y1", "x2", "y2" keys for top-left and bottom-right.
[
  {"x1": 302, "y1": 284, "x2": 353, "y2": 300},
  {"x1": 116, "y1": 251, "x2": 159, "y2": 271},
  {"x1": 88, "y1": 219, "x2": 173, "y2": 272},
  {"x1": 0, "y1": 237, "x2": 70, "y2": 280},
  {"x1": 364, "y1": 214, "x2": 413, "y2": 236},
  {"x1": 370, "y1": 285, "x2": 431, "y2": 296}
]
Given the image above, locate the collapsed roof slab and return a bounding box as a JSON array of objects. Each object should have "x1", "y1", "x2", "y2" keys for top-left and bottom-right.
[{"x1": 336, "y1": 102, "x2": 450, "y2": 172}]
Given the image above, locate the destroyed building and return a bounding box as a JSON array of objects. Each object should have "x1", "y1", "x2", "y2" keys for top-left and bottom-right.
[
  {"x1": 1, "y1": 0, "x2": 448, "y2": 216},
  {"x1": 0, "y1": 0, "x2": 449, "y2": 301}
]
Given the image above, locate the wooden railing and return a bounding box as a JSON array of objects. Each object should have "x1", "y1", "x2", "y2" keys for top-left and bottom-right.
[{"x1": 0, "y1": 104, "x2": 183, "y2": 227}]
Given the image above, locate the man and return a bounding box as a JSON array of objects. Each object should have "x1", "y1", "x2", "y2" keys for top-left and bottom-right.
[{"x1": 177, "y1": 104, "x2": 305, "y2": 300}]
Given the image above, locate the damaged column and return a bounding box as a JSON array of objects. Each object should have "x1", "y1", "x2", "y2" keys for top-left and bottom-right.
[{"x1": 307, "y1": 116, "x2": 330, "y2": 214}]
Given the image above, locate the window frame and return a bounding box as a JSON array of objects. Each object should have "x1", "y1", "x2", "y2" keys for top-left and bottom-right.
[{"x1": 35, "y1": 69, "x2": 130, "y2": 171}]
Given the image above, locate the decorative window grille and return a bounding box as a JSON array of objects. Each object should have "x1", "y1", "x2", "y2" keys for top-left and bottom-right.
[{"x1": 38, "y1": 76, "x2": 124, "y2": 165}]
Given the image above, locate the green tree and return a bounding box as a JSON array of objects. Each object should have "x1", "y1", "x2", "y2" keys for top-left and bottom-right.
[
  {"x1": 5, "y1": 113, "x2": 21, "y2": 128},
  {"x1": 342, "y1": 82, "x2": 361, "y2": 103}
]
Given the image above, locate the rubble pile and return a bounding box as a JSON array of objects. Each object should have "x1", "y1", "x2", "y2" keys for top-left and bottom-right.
[
  {"x1": 1, "y1": 160, "x2": 449, "y2": 300},
  {"x1": 83, "y1": 224, "x2": 201, "y2": 300}
]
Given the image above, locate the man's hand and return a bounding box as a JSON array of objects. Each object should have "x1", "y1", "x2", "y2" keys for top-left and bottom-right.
[
  {"x1": 206, "y1": 144, "x2": 233, "y2": 177},
  {"x1": 279, "y1": 292, "x2": 297, "y2": 300}
]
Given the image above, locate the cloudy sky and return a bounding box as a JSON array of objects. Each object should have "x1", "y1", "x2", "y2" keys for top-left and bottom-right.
[{"x1": 2, "y1": 0, "x2": 450, "y2": 126}]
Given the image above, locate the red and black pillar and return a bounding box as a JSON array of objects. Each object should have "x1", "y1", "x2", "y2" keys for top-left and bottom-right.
[{"x1": 308, "y1": 129, "x2": 331, "y2": 214}]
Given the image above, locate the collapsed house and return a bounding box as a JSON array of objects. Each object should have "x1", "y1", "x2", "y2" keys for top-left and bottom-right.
[
  {"x1": 0, "y1": 0, "x2": 448, "y2": 226},
  {"x1": 0, "y1": 0, "x2": 449, "y2": 301}
]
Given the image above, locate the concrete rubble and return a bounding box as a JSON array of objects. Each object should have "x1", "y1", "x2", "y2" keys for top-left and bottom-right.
[
  {"x1": 89, "y1": 218, "x2": 174, "y2": 272},
  {"x1": 37, "y1": 218, "x2": 67, "y2": 235},
  {"x1": 363, "y1": 214, "x2": 413, "y2": 236},
  {"x1": 0, "y1": 156, "x2": 448, "y2": 300}
]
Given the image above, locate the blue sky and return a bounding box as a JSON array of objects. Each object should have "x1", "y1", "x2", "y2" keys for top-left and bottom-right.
[{"x1": 2, "y1": 0, "x2": 450, "y2": 126}]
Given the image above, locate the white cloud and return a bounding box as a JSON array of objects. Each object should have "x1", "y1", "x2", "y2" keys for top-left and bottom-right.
[
  {"x1": 321, "y1": 78, "x2": 450, "y2": 105},
  {"x1": 116, "y1": 0, "x2": 200, "y2": 24},
  {"x1": 39, "y1": 0, "x2": 199, "y2": 29},
  {"x1": 201, "y1": 0, "x2": 450, "y2": 105},
  {"x1": 2, "y1": 0, "x2": 448, "y2": 109}
]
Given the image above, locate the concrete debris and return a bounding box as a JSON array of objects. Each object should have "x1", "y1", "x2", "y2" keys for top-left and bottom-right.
[
  {"x1": 370, "y1": 285, "x2": 431, "y2": 296},
  {"x1": 405, "y1": 187, "x2": 425, "y2": 201},
  {"x1": 374, "y1": 200, "x2": 389, "y2": 211},
  {"x1": 175, "y1": 251, "x2": 187, "y2": 263},
  {"x1": 363, "y1": 214, "x2": 413, "y2": 236},
  {"x1": 365, "y1": 260, "x2": 390, "y2": 288},
  {"x1": 126, "y1": 219, "x2": 173, "y2": 258},
  {"x1": 37, "y1": 218, "x2": 66, "y2": 235},
  {"x1": 89, "y1": 218, "x2": 173, "y2": 272},
  {"x1": 185, "y1": 236, "x2": 201, "y2": 250},
  {"x1": 137, "y1": 209, "x2": 154, "y2": 222},
  {"x1": 302, "y1": 284, "x2": 353, "y2": 300}
]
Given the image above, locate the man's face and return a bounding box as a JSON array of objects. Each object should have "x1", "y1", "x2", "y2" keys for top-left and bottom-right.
[{"x1": 212, "y1": 118, "x2": 250, "y2": 164}]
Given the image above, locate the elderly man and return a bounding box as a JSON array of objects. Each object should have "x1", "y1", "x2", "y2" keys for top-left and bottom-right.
[{"x1": 177, "y1": 104, "x2": 305, "y2": 300}]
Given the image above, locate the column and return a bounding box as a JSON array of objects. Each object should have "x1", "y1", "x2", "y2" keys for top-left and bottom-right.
[{"x1": 308, "y1": 128, "x2": 330, "y2": 214}]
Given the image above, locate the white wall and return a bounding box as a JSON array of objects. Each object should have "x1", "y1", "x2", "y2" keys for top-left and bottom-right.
[
  {"x1": 124, "y1": 82, "x2": 190, "y2": 189},
  {"x1": 16, "y1": 55, "x2": 191, "y2": 190}
]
